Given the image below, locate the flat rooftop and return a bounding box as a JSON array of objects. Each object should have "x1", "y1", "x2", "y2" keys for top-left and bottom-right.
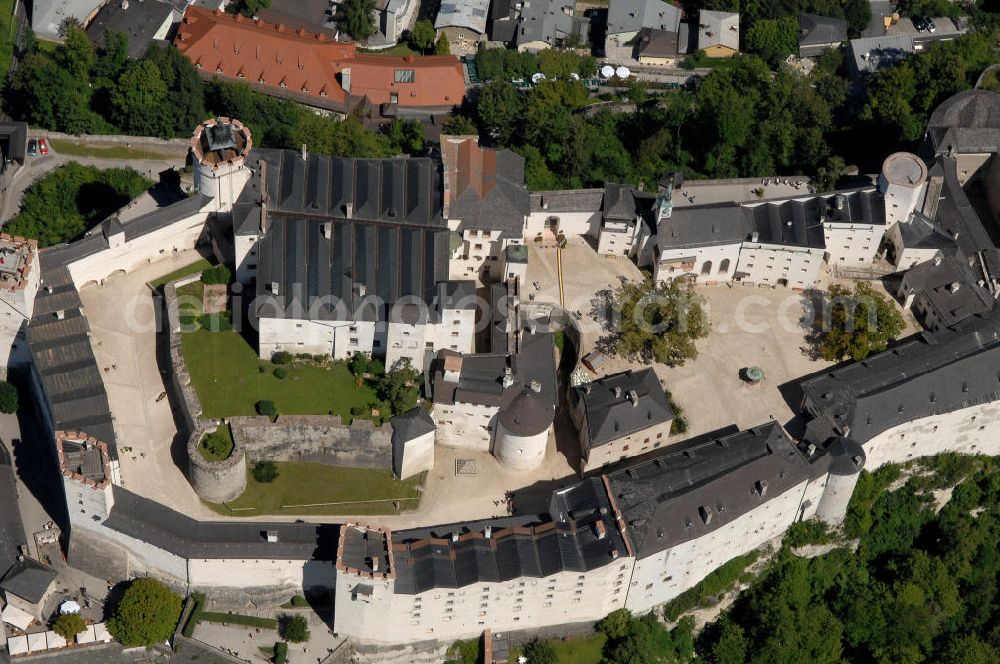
[{"x1": 0, "y1": 234, "x2": 37, "y2": 292}]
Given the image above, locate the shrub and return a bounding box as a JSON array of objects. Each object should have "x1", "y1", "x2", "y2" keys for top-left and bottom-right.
[
  {"x1": 199, "y1": 312, "x2": 232, "y2": 332},
  {"x1": 253, "y1": 461, "x2": 279, "y2": 483},
  {"x1": 288, "y1": 595, "x2": 308, "y2": 607},
  {"x1": 107, "y1": 578, "x2": 183, "y2": 647},
  {"x1": 278, "y1": 614, "x2": 309, "y2": 643},
  {"x1": 350, "y1": 406, "x2": 364, "y2": 416},
  {"x1": 198, "y1": 426, "x2": 234, "y2": 462},
  {"x1": 200, "y1": 264, "x2": 232, "y2": 285},
  {"x1": 273, "y1": 368, "x2": 288, "y2": 379},
  {"x1": 663, "y1": 551, "x2": 758, "y2": 621},
  {"x1": 52, "y1": 613, "x2": 86, "y2": 639},
  {"x1": 273, "y1": 641, "x2": 288, "y2": 664},
  {"x1": 0, "y1": 381, "x2": 18, "y2": 414},
  {"x1": 196, "y1": 612, "x2": 277, "y2": 629},
  {"x1": 256, "y1": 400, "x2": 278, "y2": 419},
  {"x1": 784, "y1": 519, "x2": 833, "y2": 548},
  {"x1": 271, "y1": 351, "x2": 292, "y2": 365}
]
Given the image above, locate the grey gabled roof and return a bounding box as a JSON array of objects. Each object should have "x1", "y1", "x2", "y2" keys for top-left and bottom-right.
[
  {"x1": 390, "y1": 477, "x2": 628, "y2": 594},
  {"x1": 86, "y1": 0, "x2": 178, "y2": 59},
  {"x1": 435, "y1": 0, "x2": 491, "y2": 34},
  {"x1": 0, "y1": 443, "x2": 27, "y2": 592},
  {"x1": 606, "y1": 422, "x2": 813, "y2": 558},
  {"x1": 655, "y1": 202, "x2": 752, "y2": 250},
  {"x1": 901, "y1": 254, "x2": 993, "y2": 329},
  {"x1": 603, "y1": 183, "x2": 638, "y2": 220},
  {"x1": 741, "y1": 190, "x2": 884, "y2": 249},
  {"x1": 103, "y1": 485, "x2": 339, "y2": 560},
  {"x1": 576, "y1": 368, "x2": 673, "y2": 449},
  {"x1": 798, "y1": 13, "x2": 847, "y2": 48},
  {"x1": 926, "y1": 89, "x2": 1000, "y2": 157},
  {"x1": 606, "y1": 0, "x2": 681, "y2": 36},
  {"x1": 390, "y1": 407, "x2": 436, "y2": 442},
  {"x1": 443, "y1": 141, "x2": 529, "y2": 236},
  {"x1": 530, "y1": 189, "x2": 605, "y2": 214},
  {"x1": 27, "y1": 265, "x2": 117, "y2": 451},
  {"x1": 0, "y1": 557, "x2": 57, "y2": 604},
  {"x1": 801, "y1": 310, "x2": 1000, "y2": 446},
  {"x1": 516, "y1": 0, "x2": 576, "y2": 47},
  {"x1": 848, "y1": 34, "x2": 914, "y2": 75}
]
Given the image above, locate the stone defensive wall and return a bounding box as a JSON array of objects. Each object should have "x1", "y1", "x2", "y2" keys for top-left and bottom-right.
[
  {"x1": 164, "y1": 276, "x2": 247, "y2": 503},
  {"x1": 230, "y1": 415, "x2": 392, "y2": 470}
]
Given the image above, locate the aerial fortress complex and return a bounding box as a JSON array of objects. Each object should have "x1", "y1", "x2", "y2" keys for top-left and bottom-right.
[{"x1": 15, "y1": 90, "x2": 1000, "y2": 652}]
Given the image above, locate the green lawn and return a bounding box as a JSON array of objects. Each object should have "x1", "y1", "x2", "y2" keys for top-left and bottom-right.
[
  {"x1": 151, "y1": 257, "x2": 213, "y2": 288},
  {"x1": 509, "y1": 634, "x2": 606, "y2": 664},
  {"x1": 198, "y1": 425, "x2": 234, "y2": 462},
  {"x1": 175, "y1": 280, "x2": 205, "y2": 320},
  {"x1": 360, "y1": 43, "x2": 418, "y2": 57},
  {"x1": 181, "y1": 329, "x2": 381, "y2": 421},
  {"x1": 0, "y1": 0, "x2": 16, "y2": 81},
  {"x1": 49, "y1": 139, "x2": 179, "y2": 161},
  {"x1": 207, "y1": 462, "x2": 423, "y2": 516}
]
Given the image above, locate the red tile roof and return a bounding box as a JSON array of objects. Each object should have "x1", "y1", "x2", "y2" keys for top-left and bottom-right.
[{"x1": 174, "y1": 7, "x2": 466, "y2": 113}]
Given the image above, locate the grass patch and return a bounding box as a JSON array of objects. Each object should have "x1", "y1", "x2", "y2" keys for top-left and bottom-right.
[
  {"x1": 196, "y1": 612, "x2": 277, "y2": 629},
  {"x1": 48, "y1": 139, "x2": 179, "y2": 161},
  {"x1": 181, "y1": 329, "x2": 382, "y2": 421},
  {"x1": 0, "y1": 0, "x2": 15, "y2": 79},
  {"x1": 181, "y1": 593, "x2": 205, "y2": 638},
  {"x1": 512, "y1": 633, "x2": 607, "y2": 664},
  {"x1": 445, "y1": 637, "x2": 480, "y2": 664},
  {"x1": 360, "y1": 43, "x2": 418, "y2": 57},
  {"x1": 553, "y1": 329, "x2": 566, "y2": 353},
  {"x1": 207, "y1": 462, "x2": 423, "y2": 516},
  {"x1": 151, "y1": 257, "x2": 213, "y2": 288},
  {"x1": 176, "y1": 280, "x2": 205, "y2": 325},
  {"x1": 198, "y1": 424, "x2": 234, "y2": 462}
]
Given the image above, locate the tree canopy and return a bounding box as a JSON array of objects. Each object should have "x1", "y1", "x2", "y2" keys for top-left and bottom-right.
[
  {"x1": 0, "y1": 382, "x2": 18, "y2": 414},
  {"x1": 52, "y1": 613, "x2": 86, "y2": 640},
  {"x1": 408, "y1": 20, "x2": 436, "y2": 54},
  {"x1": 338, "y1": 0, "x2": 377, "y2": 41},
  {"x1": 815, "y1": 282, "x2": 905, "y2": 361},
  {"x1": 606, "y1": 278, "x2": 710, "y2": 366},
  {"x1": 5, "y1": 162, "x2": 151, "y2": 247},
  {"x1": 107, "y1": 578, "x2": 182, "y2": 647}
]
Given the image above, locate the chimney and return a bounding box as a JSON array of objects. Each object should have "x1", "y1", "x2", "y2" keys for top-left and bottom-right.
[
  {"x1": 55, "y1": 309, "x2": 65, "y2": 320},
  {"x1": 371, "y1": 557, "x2": 380, "y2": 572},
  {"x1": 345, "y1": 203, "x2": 353, "y2": 219},
  {"x1": 322, "y1": 222, "x2": 333, "y2": 239},
  {"x1": 595, "y1": 520, "x2": 607, "y2": 540},
  {"x1": 502, "y1": 374, "x2": 514, "y2": 388},
  {"x1": 933, "y1": 255, "x2": 942, "y2": 266},
  {"x1": 627, "y1": 389, "x2": 639, "y2": 406},
  {"x1": 484, "y1": 526, "x2": 492, "y2": 539},
  {"x1": 301, "y1": 143, "x2": 308, "y2": 161},
  {"x1": 341, "y1": 67, "x2": 352, "y2": 93},
  {"x1": 529, "y1": 380, "x2": 541, "y2": 393},
  {"x1": 949, "y1": 282, "x2": 961, "y2": 293},
  {"x1": 613, "y1": 386, "x2": 622, "y2": 398},
  {"x1": 835, "y1": 194, "x2": 846, "y2": 210},
  {"x1": 451, "y1": 532, "x2": 459, "y2": 542},
  {"x1": 266, "y1": 530, "x2": 278, "y2": 543},
  {"x1": 751, "y1": 231, "x2": 759, "y2": 243},
  {"x1": 270, "y1": 281, "x2": 280, "y2": 295}
]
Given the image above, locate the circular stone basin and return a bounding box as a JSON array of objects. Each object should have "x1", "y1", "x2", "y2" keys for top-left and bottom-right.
[{"x1": 745, "y1": 366, "x2": 765, "y2": 383}]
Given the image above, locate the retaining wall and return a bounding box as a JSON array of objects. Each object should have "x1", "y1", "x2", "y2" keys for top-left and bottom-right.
[{"x1": 230, "y1": 415, "x2": 392, "y2": 470}]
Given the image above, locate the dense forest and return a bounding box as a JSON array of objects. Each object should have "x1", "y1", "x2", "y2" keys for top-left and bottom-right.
[{"x1": 6, "y1": 10, "x2": 1000, "y2": 193}]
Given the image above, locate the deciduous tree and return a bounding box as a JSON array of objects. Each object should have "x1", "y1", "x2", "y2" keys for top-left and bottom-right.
[
  {"x1": 817, "y1": 282, "x2": 904, "y2": 361},
  {"x1": 107, "y1": 578, "x2": 182, "y2": 647}
]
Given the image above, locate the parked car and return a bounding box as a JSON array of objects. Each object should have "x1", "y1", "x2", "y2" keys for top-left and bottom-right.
[
  {"x1": 38, "y1": 138, "x2": 48, "y2": 155},
  {"x1": 26, "y1": 138, "x2": 37, "y2": 156},
  {"x1": 912, "y1": 16, "x2": 929, "y2": 32},
  {"x1": 926, "y1": 18, "x2": 937, "y2": 33}
]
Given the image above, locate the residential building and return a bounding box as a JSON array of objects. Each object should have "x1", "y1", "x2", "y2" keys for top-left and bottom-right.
[
  {"x1": 525, "y1": 188, "x2": 605, "y2": 238},
  {"x1": 605, "y1": 0, "x2": 681, "y2": 53},
  {"x1": 636, "y1": 27, "x2": 681, "y2": 66},
  {"x1": 430, "y1": 331, "x2": 556, "y2": 470},
  {"x1": 31, "y1": 0, "x2": 107, "y2": 41},
  {"x1": 736, "y1": 202, "x2": 826, "y2": 289},
  {"x1": 441, "y1": 136, "x2": 529, "y2": 282},
  {"x1": 174, "y1": 6, "x2": 465, "y2": 117},
  {"x1": 0, "y1": 123, "x2": 28, "y2": 216},
  {"x1": 644, "y1": 203, "x2": 749, "y2": 285},
  {"x1": 516, "y1": 0, "x2": 584, "y2": 52},
  {"x1": 896, "y1": 254, "x2": 994, "y2": 332},
  {"x1": 696, "y1": 10, "x2": 739, "y2": 58},
  {"x1": 489, "y1": 0, "x2": 518, "y2": 43},
  {"x1": 797, "y1": 13, "x2": 847, "y2": 57},
  {"x1": 379, "y1": 0, "x2": 420, "y2": 44},
  {"x1": 435, "y1": 0, "x2": 491, "y2": 51},
  {"x1": 86, "y1": 0, "x2": 179, "y2": 58},
  {"x1": 572, "y1": 368, "x2": 674, "y2": 473},
  {"x1": 847, "y1": 34, "x2": 914, "y2": 78}
]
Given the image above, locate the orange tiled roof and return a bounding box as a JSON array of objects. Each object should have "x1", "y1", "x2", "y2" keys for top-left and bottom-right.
[{"x1": 174, "y1": 7, "x2": 465, "y2": 112}]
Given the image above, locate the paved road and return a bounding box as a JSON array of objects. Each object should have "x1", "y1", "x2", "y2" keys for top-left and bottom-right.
[{"x1": 1, "y1": 150, "x2": 187, "y2": 223}]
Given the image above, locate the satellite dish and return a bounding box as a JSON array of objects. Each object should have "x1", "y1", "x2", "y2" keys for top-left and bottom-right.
[
  {"x1": 615, "y1": 66, "x2": 631, "y2": 78},
  {"x1": 600, "y1": 65, "x2": 615, "y2": 78},
  {"x1": 531, "y1": 72, "x2": 546, "y2": 84}
]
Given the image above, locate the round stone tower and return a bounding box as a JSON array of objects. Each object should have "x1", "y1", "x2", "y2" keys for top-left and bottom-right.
[
  {"x1": 187, "y1": 424, "x2": 247, "y2": 504},
  {"x1": 815, "y1": 436, "x2": 866, "y2": 526},
  {"x1": 877, "y1": 152, "x2": 928, "y2": 228},
  {"x1": 493, "y1": 381, "x2": 554, "y2": 471},
  {"x1": 191, "y1": 117, "x2": 252, "y2": 213}
]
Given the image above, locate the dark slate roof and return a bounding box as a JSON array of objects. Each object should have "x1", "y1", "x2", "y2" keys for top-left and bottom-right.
[
  {"x1": 390, "y1": 407, "x2": 436, "y2": 442},
  {"x1": 800, "y1": 311, "x2": 1000, "y2": 446},
  {"x1": 575, "y1": 369, "x2": 673, "y2": 449},
  {"x1": 0, "y1": 122, "x2": 28, "y2": 163},
  {"x1": 0, "y1": 557, "x2": 57, "y2": 604},
  {"x1": 743, "y1": 189, "x2": 884, "y2": 249},
  {"x1": 655, "y1": 203, "x2": 752, "y2": 250},
  {"x1": 516, "y1": 0, "x2": 576, "y2": 47},
  {"x1": 497, "y1": 384, "x2": 553, "y2": 436},
  {"x1": 442, "y1": 141, "x2": 529, "y2": 237},
  {"x1": 27, "y1": 266, "x2": 117, "y2": 451},
  {"x1": 390, "y1": 477, "x2": 628, "y2": 594},
  {"x1": 603, "y1": 183, "x2": 638, "y2": 221},
  {"x1": 102, "y1": 485, "x2": 339, "y2": 560},
  {"x1": 607, "y1": 0, "x2": 681, "y2": 36},
  {"x1": 848, "y1": 35, "x2": 914, "y2": 76},
  {"x1": 530, "y1": 189, "x2": 605, "y2": 214},
  {"x1": 637, "y1": 27, "x2": 680, "y2": 59},
  {"x1": 798, "y1": 13, "x2": 847, "y2": 47},
  {"x1": 926, "y1": 90, "x2": 1000, "y2": 156},
  {"x1": 825, "y1": 436, "x2": 866, "y2": 476},
  {"x1": 86, "y1": 0, "x2": 176, "y2": 59},
  {"x1": 606, "y1": 422, "x2": 813, "y2": 558},
  {"x1": 340, "y1": 525, "x2": 389, "y2": 575},
  {"x1": 901, "y1": 254, "x2": 993, "y2": 329},
  {"x1": 932, "y1": 157, "x2": 995, "y2": 258}
]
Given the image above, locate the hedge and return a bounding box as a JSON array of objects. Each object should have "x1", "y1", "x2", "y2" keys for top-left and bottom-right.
[{"x1": 196, "y1": 612, "x2": 277, "y2": 629}]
